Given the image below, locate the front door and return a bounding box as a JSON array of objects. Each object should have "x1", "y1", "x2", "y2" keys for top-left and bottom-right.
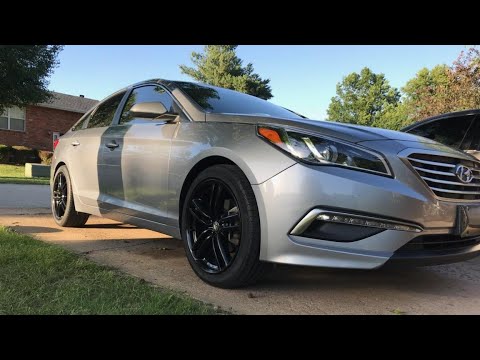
[{"x1": 99, "y1": 85, "x2": 183, "y2": 226}]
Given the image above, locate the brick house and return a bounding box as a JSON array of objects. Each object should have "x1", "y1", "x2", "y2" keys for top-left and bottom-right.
[{"x1": 0, "y1": 92, "x2": 98, "y2": 151}]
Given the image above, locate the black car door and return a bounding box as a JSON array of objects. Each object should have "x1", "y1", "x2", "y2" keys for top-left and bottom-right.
[{"x1": 405, "y1": 113, "x2": 478, "y2": 158}]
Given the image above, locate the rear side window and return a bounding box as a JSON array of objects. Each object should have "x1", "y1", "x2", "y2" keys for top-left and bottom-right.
[
  {"x1": 86, "y1": 92, "x2": 125, "y2": 129},
  {"x1": 408, "y1": 115, "x2": 475, "y2": 150},
  {"x1": 72, "y1": 110, "x2": 93, "y2": 131}
]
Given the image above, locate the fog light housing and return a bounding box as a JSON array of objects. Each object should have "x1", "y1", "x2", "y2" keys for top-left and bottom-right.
[{"x1": 291, "y1": 209, "x2": 423, "y2": 242}]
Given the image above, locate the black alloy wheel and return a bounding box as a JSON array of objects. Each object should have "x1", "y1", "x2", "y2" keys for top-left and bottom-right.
[
  {"x1": 185, "y1": 179, "x2": 242, "y2": 273},
  {"x1": 53, "y1": 172, "x2": 68, "y2": 220},
  {"x1": 181, "y1": 164, "x2": 266, "y2": 288},
  {"x1": 51, "y1": 165, "x2": 89, "y2": 227}
]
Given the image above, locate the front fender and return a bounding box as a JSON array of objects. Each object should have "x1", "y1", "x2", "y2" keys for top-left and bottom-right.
[{"x1": 167, "y1": 122, "x2": 296, "y2": 222}]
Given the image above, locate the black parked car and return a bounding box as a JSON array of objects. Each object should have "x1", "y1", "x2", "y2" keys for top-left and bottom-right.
[{"x1": 403, "y1": 109, "x2": 480, "y2": 160}]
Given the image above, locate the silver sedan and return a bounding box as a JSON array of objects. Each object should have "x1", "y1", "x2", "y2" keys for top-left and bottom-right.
[{"x1": 51, "y1": 79, "x2": 480, "y2": 288}]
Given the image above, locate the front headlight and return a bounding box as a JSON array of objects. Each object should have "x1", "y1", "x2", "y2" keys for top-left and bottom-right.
[{"x1": 257, "y1": 125, "x2": 392, "y2": 176}]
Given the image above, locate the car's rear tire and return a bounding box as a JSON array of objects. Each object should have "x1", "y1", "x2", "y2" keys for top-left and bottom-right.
[
  {"x1": 52, "y1": 165, "x2": 89, "y2": 227},
  {"x1": 181, "y1": 164, "x2": 266, "y2": 288}
]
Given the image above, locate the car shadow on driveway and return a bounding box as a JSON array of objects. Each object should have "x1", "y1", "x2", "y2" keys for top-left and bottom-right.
[
  {"x1": 83, "y1": 223, "x2": 138, "y2": 229},
  {"x1": 11, "y1": 226, "x2": 63, "y2": 234},
  {"x1": 254, "y1": 260, "x2": 480, "y2": 297}
]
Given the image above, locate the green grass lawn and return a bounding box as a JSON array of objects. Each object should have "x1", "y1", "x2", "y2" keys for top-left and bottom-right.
[
  {"x1": 0, "y1": 226, "x2": 218, "y2": 315},
  {"x1": 0, "y1": 164, "x2": 50, "y2": 185}
]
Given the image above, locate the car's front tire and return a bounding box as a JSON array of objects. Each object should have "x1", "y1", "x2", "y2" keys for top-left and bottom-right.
[
  {"x1": 52, "y1": 165, "x2": 89, "y2": 227},
  {"x1": 181, "y1": 164, "x2": 265, "y2": 288}
]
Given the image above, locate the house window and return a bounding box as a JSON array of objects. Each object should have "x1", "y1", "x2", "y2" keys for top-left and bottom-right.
[{"x1": 0, "y1": 106, "x2": 26, "y2": 131}]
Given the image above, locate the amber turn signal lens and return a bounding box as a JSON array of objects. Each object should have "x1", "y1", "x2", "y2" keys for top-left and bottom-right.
[{"x1": 258, "y1": 127, "x2": 282, "y2": 144}]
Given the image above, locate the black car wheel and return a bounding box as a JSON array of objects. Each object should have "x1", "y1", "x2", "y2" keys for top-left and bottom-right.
[
  {"x1": 181, "y1": 164, "x2": 265, "y2": 288},
  {"x1": 52, "y1": 165, "x2": 89, "y2": 227}
]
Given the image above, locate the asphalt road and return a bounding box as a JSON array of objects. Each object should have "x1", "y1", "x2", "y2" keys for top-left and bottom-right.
[
  {"x1": 1, "y1": 213, "x2": 479, "y2": 314},
  {"x1": 0, "y1": 184, "x2": 50, "y2": 214}
]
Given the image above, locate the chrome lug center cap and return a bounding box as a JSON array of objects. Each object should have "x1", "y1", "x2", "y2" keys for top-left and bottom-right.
[{"x1": 212, "y1": 221, "x2": 220, "y2": 232}]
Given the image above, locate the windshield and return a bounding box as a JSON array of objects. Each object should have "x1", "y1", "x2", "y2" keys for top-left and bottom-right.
[{"x1": 174, "y1": 81, "x2": 303, "y2": 119}]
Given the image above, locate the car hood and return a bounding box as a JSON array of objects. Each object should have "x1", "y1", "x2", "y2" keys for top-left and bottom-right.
[
  {"x1": 206, "y1": 113, "x2": 438, "y2": 144},
  {"x1": 206, "y1": 113, "x2": 475, "y2": 160}
]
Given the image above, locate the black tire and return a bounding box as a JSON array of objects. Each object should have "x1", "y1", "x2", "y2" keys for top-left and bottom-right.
[
  {"x1": 181, "y1": 164, "x2": 266, "y2": 288},
  {"x1": 52, "y1": 165, "x2": 89, "y2": 227}
]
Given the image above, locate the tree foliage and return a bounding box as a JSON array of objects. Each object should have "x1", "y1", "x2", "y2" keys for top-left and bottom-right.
[
  {"x1": 179, "y1": 45, "x2": 273, "y2": 100},
  {"x1": 327, "y1": 67, "x2": 400, "y2": 127},
  {"x1": 327, "y1": 48, "x2": 480, "y2": 130},
  {"x1": 0, "y1": 45, "x2": 63, "y2": 114},
  {"x1": 401, "y1": 48, "x2": 480, "y2": 122}
]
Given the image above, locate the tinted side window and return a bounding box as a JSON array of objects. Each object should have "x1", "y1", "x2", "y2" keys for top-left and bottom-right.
[
  {"x1": 408, "y1": 115, "x2": 475, "y2": 150},
  {"x1": 119, "y1": 86, "x2": 174, "y2": 125},
  {"x1": 87, "y1": 92, "x2": 125, "y2": 129},
  {"x1": 465, "y1": 118, "x2": 480, "y2": 151},
  {"x1": 72, "y1": 110, "x2": 93, "y2": 131}
]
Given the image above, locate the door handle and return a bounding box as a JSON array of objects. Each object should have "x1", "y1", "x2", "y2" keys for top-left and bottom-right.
[
  {"x1": 105, "y1": 141, "x2": 119, "y2": 150},
  {"x1": 71, "y1": 141, "x2": 80, "y2": 147}
]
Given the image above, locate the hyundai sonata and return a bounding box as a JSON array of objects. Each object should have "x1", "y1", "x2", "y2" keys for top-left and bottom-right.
[{"x1": 51, "y1": 79, "x2": 480, "y2": 288}]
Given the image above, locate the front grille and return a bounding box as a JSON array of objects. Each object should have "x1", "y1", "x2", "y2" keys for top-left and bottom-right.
[
  {"x1": 397, "y1": 234, "x2": 480, "y2": 252},
  {"x1": 407, "y1": 153, "x2": 480, "y2": 200}
]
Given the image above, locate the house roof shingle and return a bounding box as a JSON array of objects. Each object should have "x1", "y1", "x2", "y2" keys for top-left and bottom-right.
[{"x1": 38, "y1": 91, "x2": 99, "y2": 114}]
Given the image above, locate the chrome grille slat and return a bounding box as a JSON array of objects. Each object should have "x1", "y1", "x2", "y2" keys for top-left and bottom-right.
[
  {"x1": 412, "y1": 166, "x2": 456, "y2": 177},
  {"x1": 430, "y1": 187, "x2": 480, "y2": 195},
  {"x1": 408, "y1": 158, "x2": 456, "y2": 168},
  {"x1": 422, "y1": 176, "x2": 480, "y2": 187},
  {"x1": 407, "y1": 153, "x2": 480, "y2": 200}
]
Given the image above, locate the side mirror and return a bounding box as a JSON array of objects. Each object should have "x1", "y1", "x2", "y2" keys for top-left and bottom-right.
[{"x1": 129, "y1": 101, "x2": 169, "y2": 119}]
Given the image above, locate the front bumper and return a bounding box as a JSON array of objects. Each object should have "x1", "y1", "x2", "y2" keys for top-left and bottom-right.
[
  {"x1": 390, "y1": 236, "x2": 480, "y2": 266},
  {"x1": 252, "y1": 162, "x2": 480, "y2": 269}
]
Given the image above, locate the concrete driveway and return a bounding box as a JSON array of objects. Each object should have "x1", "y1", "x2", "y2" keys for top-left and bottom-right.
[{"x1": 1, "y1": 210, "x2": 479, "y2": 314}]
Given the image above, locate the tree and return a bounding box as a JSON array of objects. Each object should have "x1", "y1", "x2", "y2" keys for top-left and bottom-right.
[
  {"x1": 401, "y1": 48, "x2": 480, "y2": 122},
  {"x1": 378, "y1": 102, "x2": 411, "y2": 130},
  {"x1": 179, "y1": 45, "x2": 273, "y2": 100},
  {"x1": 327, "y1": 67, "x2": 400, "y2": 127},
  {"x1": 0, "y1": 45, "x2": 63, "y2": 114},
  {"x1": 402, "y1": 65, "x2": 449, "y2": 102}
]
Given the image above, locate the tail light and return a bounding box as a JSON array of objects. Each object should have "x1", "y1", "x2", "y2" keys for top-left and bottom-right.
[{"x1": 53, "y1": 138, "x2": 60, "y2": 150}]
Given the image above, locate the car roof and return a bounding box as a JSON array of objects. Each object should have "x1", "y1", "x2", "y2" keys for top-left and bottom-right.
[
  {"x1": 127, "y1": 78, "x2": 200, "y2": 92},
  {"x1": 402, "y1": 109, "x2": 480, "y2": 132}
]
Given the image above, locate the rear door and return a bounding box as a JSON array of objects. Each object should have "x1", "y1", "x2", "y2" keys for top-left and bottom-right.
[
  {"x1": 68, "y1": 91, "x2": 126, "y2": 208},
  {"x1": 99, "y1": 85, "x2": 184, "y2": 226}
]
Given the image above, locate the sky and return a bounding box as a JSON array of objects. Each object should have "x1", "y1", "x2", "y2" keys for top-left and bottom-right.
[{"x1": 48, "y1": 45, "x2": 469, "y2": 119}]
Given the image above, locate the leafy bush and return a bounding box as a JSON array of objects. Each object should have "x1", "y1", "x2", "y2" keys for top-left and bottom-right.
[
  {"x1": 38, "y1": 150, "x2": 53, "y2": 165},
  {"x1": 0, "y1": 145, "x2": 40, "y2": 165}
]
